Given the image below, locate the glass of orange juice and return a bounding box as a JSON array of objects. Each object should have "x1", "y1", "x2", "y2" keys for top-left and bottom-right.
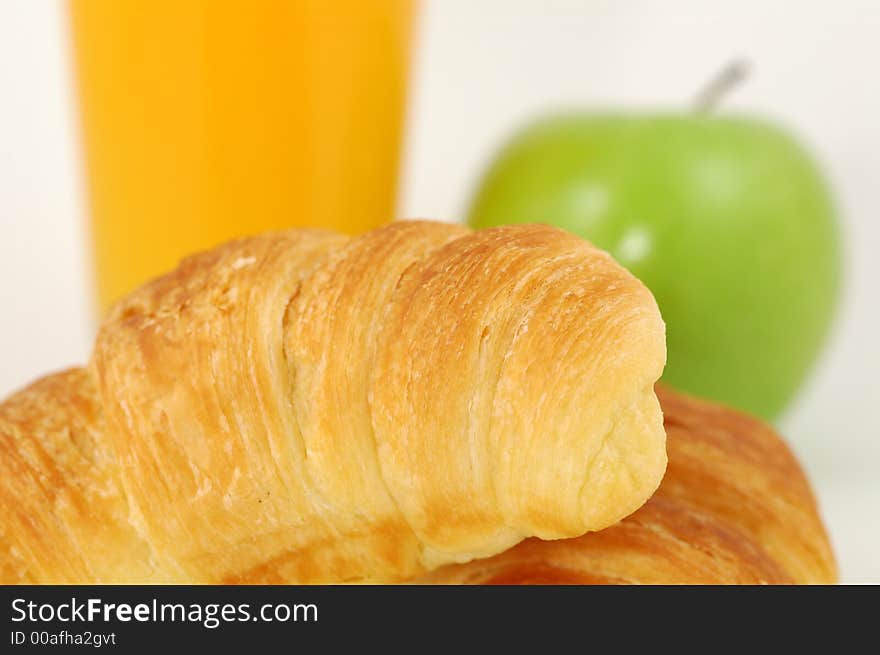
[{"x1": 68, "y1": 0, "x2": 415, "y2": 312}]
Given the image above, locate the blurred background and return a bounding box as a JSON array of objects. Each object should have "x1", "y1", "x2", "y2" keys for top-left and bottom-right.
[{"x1": 1, "y1": 0, "x2": 878, "y2": 581}]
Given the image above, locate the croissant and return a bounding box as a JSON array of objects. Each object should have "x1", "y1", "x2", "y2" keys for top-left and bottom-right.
[
  {"x1": 0, "y1": 221, "x2": 667, "y2": 583},
  {"x1": 421, "y1": 386, "x2": 836, "y2": 584}
]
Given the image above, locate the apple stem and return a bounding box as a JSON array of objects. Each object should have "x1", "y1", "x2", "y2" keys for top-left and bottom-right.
[{"x1": 693, "y1": 59, "x2": 750, "y2": 113}]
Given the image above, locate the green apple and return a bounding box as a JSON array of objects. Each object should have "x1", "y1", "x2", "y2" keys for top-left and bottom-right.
[{"x1": 467, "y1": 113, "x2": 841, "y2": 420}]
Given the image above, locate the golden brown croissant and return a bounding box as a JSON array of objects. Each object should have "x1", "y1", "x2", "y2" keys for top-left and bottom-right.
[
  {"x1": 421, "y1": 386, "x2": 836, "y2": 584},
  {"x1": 0, "y1": 221, "x2": 667, "y2": 583}
]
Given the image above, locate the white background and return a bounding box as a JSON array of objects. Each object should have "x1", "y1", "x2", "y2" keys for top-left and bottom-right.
[{"x1": 1, "y1": 1, "x2": 878, "y2": 581}]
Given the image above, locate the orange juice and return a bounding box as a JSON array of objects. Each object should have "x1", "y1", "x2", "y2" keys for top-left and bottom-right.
[{"x1": 68, "y1": 0, "x2": 414, "y2": 312}]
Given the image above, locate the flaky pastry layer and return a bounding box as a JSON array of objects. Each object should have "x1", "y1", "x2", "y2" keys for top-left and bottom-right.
[{"x1": 1, "y1": 221, "x2": 666, "y2": 583}]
